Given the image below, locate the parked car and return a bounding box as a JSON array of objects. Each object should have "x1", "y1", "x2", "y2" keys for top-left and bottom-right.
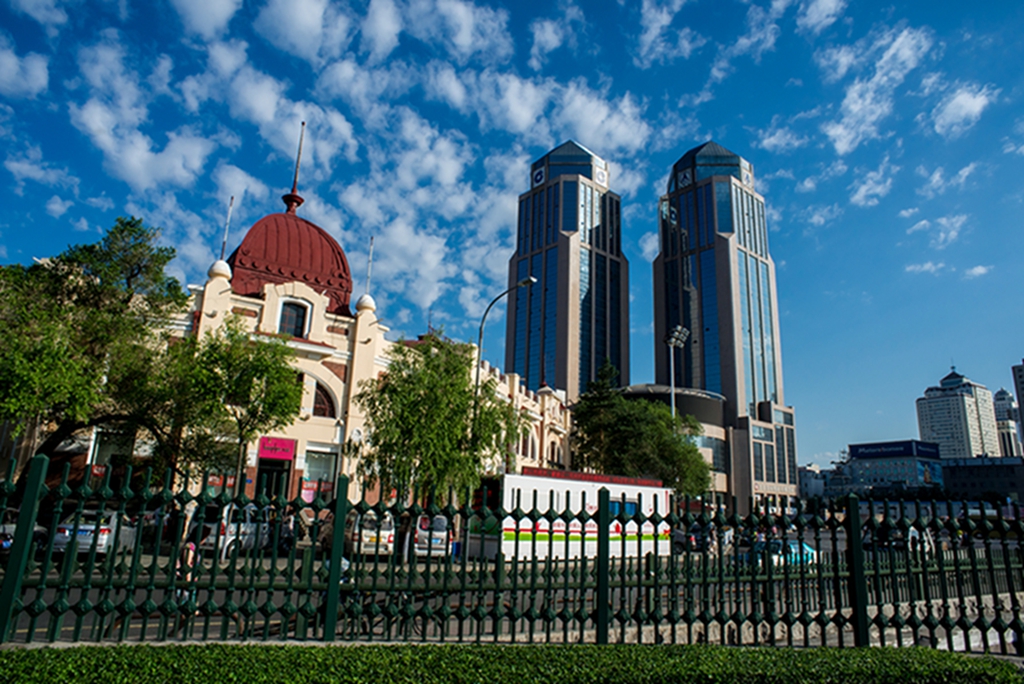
[
  {"x1": 735, "y1": 540, "x2": 817, "y2": 568},
  {"x1": 194, "y1": 504, "x2": 273, "y2": 560},
  {"x1": 52, "y1": 509, "x2": 137, "y2": 557},
  {"x1": 412, "y1": 514, "x2": 453, "y2": 558},
  {"x1": 671, "y1": 522, "x2": 716, "y2": 554},
  {"x1": 862, "y1": 526, "x2": 935, "y2": 555},
  {"x1": 0, "y1": 507, "x2": 49, "y2": 557},
  {"x1": 344, "y1": 510, "x2": 395, "y2": 557}
]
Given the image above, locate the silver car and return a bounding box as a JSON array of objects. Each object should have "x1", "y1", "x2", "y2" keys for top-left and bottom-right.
[
  {"x1": 195, "y1": 504, "x2": 273, "y2": 560},
  {"x1": 0, "y1": 507, "x2": 48, "y2": 553},
  {"x1": 53, "y1": 509, "x2": 137, "y2": 556}
]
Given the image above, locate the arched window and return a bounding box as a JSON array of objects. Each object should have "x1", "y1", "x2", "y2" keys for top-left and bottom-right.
[
  {"x1": 313, "y1": 382, "x2": 335, "y2": 418},
  {"x1": 279, "y1": 302, "x2": 307, "y2": 338}
]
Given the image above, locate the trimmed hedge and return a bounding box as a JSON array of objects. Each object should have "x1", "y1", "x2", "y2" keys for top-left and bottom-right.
[{"x1": 0, "y1": 644, "x2": 1019, "y2": 684}]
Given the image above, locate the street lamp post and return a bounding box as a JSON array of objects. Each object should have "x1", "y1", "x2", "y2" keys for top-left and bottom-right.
[
  {"x1": 475, "y1": 276, "x2": 538, "y2": 397},
  {"x1": 664, "y1": 325, "x2": 689, "y2": 426}
]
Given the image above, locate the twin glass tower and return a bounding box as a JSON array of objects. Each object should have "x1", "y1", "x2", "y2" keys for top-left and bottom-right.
[{"x1": 506, "y1": 140, "x2": 797, "y2": 507}]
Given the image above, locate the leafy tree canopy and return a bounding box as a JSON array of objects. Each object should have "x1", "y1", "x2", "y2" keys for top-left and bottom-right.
[
  {"x1": 0, "y1": 217, "x2": 187, "y2": 458},
  {"x1": 197, "y1": 319, "x2": 304, "y2": 492},
  {"x1": 572, "y1": 361, "x2": 711, "y2": 496},
  {"x1": 355, "y1": 332, "x2": 523, "y2": 500}
]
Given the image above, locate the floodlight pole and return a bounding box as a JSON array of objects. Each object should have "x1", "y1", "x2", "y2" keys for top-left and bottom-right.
[{"x1": 664, "y1": 325, "x2": 690, "y2": 430}]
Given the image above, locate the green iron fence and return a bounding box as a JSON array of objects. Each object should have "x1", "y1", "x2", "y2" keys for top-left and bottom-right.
[{"x1": 1, "y1": 454, "x2": 1023, "y2": 652}]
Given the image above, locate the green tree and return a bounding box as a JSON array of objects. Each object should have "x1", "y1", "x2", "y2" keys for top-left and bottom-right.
[
  {"x1": 572, "y1": 361, "x2": 710, "y2": 496},
  {"x1": 354, "y1": 332, "x2": 523, "y2": 500},
  {"x1": 197, "y1": 319, "x2": 304, "y2": 495},
  {"x1": 0, "y1": 218, "x2": 187, "y2": 462}
]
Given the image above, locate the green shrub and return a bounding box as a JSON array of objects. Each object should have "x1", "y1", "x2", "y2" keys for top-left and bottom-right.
[{"x1": 0, "y1": 644, "x2": 1018, "y2": 684}]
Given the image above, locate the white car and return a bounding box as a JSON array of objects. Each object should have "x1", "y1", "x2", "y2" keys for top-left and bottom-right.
[
  {"x1": 53, "y1": 509, "x2": 137, "y2": 557},
  {"x1": 344, "y1": 510, "x2": 395, "y2": 557},
  {"x1": 195, "y1": 504, "x2": 273, "y2": 560},
  {"x1": 412, "y1": 514, "x2": 453, "y2": 558}
]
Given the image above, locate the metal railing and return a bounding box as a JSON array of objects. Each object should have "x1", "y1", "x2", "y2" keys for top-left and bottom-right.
[{"x1": 1, "y1": 454, "x2": 1023, "y2": 652}]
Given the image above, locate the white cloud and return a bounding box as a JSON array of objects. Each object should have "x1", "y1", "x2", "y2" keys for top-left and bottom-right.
[
  {"x1": 796, "y1": 0, "x2": 847, "y2": 35},
  {"x1": 634, "y1": 0, "x2": 706, "y2": 69},
  {"x1": 754, "y1": 122, "x2": 808, "y2": 153},
  {"x1": 45, "y1": 194, "x2": 73, "y2": 217},
  {"x1": 803, "y1": 203, "x2": 842, "y2": 227},
  {"x1": 963, "y1": 265, "x2": 992, "y2": 279},
  {"x1": 915, "y1": 162, "x2": 976, "y2": 198},
  {"x1": 933, "y1": 214, "x2": 966, "y2": 249},
  {"x1": 529, "y1": 19, "x2": 563, "y2": 71},
  {"x1": 85, "y1": 195, "x2": 115, "y2": 211},
  {"x1": 71, "y1": 217, "x2": 91, "y2": 232},
  {"x1": 639, "y1": 231, "x2": 659, "y2": 262},
  {"x1": 0, "y1": 42, "x2": 49, "y2": 98},
  {"x1": 814, "y1": 44, "x2": 859, "y2": 83},
  {"x1": 9, "y1": 0, "x2": 67, "y2": 36},
  {"x1": 180, "y1": 41, "x2": 358, "y2": 179},
  {"x1": 849, "y1": 155, "x2": 899, "y2": 207},
  {"x1": 608, "y1": 161, "x2": 645, "y2": 199},
  {"x1": 907, "y1": 214, "x2": 966, "y2": 249},
  {"x1": 169, "y1": 0, "x2": 242, "y2": 41},
  {"x1": 898, "y1": 207, "x2": 918, "y2": 218},
  {"x1": 4, "y1": 145, "x2": 79, "y2": 194},
  {"x1": 932, "y1": 83, "x2": 999, "y2": 139},
  {"x1": 706, "y1": 0, "x2": 792, "y2": 88},
  {"x1": 905, "y1": 261, "x2": 944, "y2": 274},
  {"x1": 528, "y1": 4, "x2": 584, "y2": 71},
  {"x1": 796, "y1": 159, "x2": 847, "y2": 193},
  {"x1": 316, "y1": 58, "x2": 415, "y2": 121},
  {"x1": 361, "y1": 0, "x2": 403, "y2": 62},
  {"x1": 424, "y1": 61, "x2": 469, "y2": 111},
  {"x1": 68, "y1": 33, "x2": 216, "y2": 192},
  {"x1": 405, "y1": 0, "x2": 513, "y2": 65},
  {"x1": 551, "y1": 79, "x2": 651, "y2": 155},
  {"x1": 254, "y1": 0, "x2": 353, "y2": 65},
  {"x1": 822, "y1": 27, "x2": 933, "y2": 155},
  {"x1": 466, "y1": 70, "x2": 554, "y2": 140},
  {"x1": 211, "y1": 164, "x2": 270, "y2": 230},
  {"x1": 374, "y1": 218, "x2": 455, "y2": 310}
]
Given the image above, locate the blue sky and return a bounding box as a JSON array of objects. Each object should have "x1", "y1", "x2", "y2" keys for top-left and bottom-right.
[{"x1": 2, "y1": 0, "x2": 1023, "y2": 467}]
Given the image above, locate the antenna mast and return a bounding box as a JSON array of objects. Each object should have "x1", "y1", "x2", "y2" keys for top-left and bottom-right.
[
  {"x1": 291, "y1": 121, "x2": 306, "y2": 194},
  {"x1": 282, "y1": 121, "x2": 307, "y2": 213},
  {"x1": 219, "y1": 195, "x2": 235, "y2": 261},
  {"x1": 365, "y1": 236, "x2": 375, "y2": 296}
]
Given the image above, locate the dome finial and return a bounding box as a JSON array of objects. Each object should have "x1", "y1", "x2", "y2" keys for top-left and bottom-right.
[{"x1": 282, "y1": 121, "x2": 306, "y2": 214}]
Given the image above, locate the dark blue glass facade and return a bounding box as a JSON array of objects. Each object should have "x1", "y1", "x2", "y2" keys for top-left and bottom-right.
[{"x1": 509, "y1": 141, "x2": 628, "y2": 397}]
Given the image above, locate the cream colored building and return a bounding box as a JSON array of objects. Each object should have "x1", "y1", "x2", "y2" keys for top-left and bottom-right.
[{"x1": 177, "y1": 191, "x2": 571, "y2": 501}]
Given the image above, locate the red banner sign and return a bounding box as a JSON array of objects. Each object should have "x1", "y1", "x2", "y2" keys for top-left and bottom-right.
[
  {"x1": 258, "y1": 436, "x2": 296, "y2": 461},
  {"x1": 90, "y1": 464, "x2": 107, "y2": 478}
]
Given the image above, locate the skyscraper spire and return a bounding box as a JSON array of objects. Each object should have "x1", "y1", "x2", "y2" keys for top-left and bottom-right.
[{"x1": 282, "y1": 121, "x2": 306, "y2": 214}]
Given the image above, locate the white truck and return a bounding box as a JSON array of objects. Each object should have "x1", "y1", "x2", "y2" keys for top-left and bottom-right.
[{"x1": 465, "y1": 468, "x2": 673, "y2": 561}]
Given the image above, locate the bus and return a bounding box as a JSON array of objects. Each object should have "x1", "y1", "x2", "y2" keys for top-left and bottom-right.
[{"x1": 465, "y1": 467, "x2": 673, "y2": 561}]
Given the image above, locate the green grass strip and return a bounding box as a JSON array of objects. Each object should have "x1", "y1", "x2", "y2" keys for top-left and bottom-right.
[{"x1": 0, "y1": 643, "x2": 1019, "y2": 684}]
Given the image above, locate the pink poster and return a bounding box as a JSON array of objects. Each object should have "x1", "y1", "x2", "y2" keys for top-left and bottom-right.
[{"x1": 258, "y1": 436, "x2": 296, "y2": 460}]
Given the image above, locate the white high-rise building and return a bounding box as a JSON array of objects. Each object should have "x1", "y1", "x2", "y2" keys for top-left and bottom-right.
[
  {"x1": 916, "y1": 369, "x2": 999, "y2": 459},
  {"x1": 994, "y1": 388, "x2": 1022, "y2": 457}
]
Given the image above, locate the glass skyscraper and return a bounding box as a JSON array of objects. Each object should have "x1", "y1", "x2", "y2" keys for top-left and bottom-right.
[
  {"x1": 652, "y1": 141, "x2": 796, "y2": 508},
  {"x1": 505, "y1": 141, "x2": 629, "y2": 400}
]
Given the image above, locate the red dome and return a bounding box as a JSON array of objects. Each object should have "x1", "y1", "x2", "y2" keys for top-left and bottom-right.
[{"x1": 227, "y1": 211, "x2": 353, "y2": 316}]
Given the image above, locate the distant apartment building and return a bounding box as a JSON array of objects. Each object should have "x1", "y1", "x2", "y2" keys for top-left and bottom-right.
[
  {"x1": 994, "y1": 388, "x2": 1023, "y2": 457},
  {"x1": 651, "y1": 141, "x2": 796, "y2": 513},
  {"x1": 943, "y1": 457, "x2": 1024, "y2": 501},
  {"x1": 844, "y1": 440, "x2": 943, "y2": 495},
  {"x1": 797, "y1": 464, "x2": 826, "y2": 500},
  {"x1": 916, "y1": 369, "x2": 999, "y2": 459}
]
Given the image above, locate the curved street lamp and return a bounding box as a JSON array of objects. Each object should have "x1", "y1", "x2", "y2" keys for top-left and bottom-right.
[{"x1": 475, "y1": 276, "x2": 538, "y2": 396}]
